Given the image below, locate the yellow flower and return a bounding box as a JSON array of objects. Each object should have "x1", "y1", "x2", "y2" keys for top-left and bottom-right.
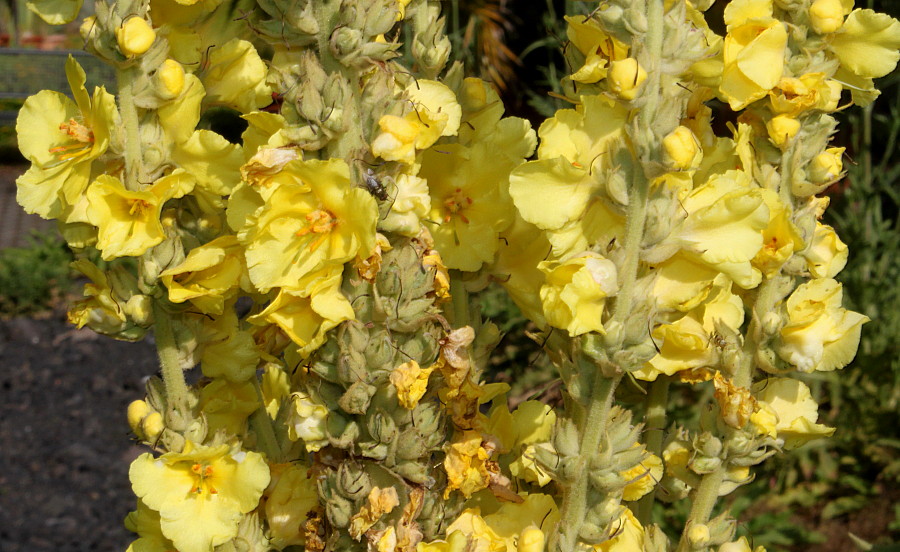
[
  {"x1": 564, "y1": 15, "x2": 629, "y2": 84},
  {"x1": 116, "y1": 17, "x2": 156, "y2": 57},
  {"x1": 201, "y1": 39, "x2": 273, "y2": 113},
  {"x1": 829, "y1": 9, "x2": 900, "y2": 80},
  {"x1": 769, "y1": 74, "x2": 842, "y2": 115},
  {"x1": 349, "y1": 487, "x2": 400, "y2": 540},
  {"x1": 124, "y1": 499, "x2": 174, "y2": 552},
  {"x1": 776, "y1": 278, "x2": 869, "y2": 372},
  {"x1": 240, "y1": 158, "x2": 377, "y2": 291},
  {"x1": 803, "y1": 147, "x2": 845, "y2": 193},
  {"x1": 247, "y1": 266, "x2": 355, "y2": 357},
  {"x1": 752, "y1": 189, "x2": 804, "y2": 278},
  {"x1": 720, "y1": 536, "x2": 768, "y2": 552},
  {"x1": 264, "y1": 463, "x2": 319, "y2": 549},
  {"x1": 379, "y1": 172, "x2": 431, "y2": 237},
  {"x1": 198, "y1": 379, "x2": 258, "y2": 436},
  {"x1": 129, "y1": 441, "x2": 270, "y2": 552},
  {"x1": 421, "y1": 140, "x2": 530, "y2": 271},
  {"x1": 86, "y1": 171, "x2": 195, "y2": 260},
  {"x1": 539, "y1": 253, "x2": 618, "y2": 337},
  {"x1": 664, "y1": 170, "x2": 769, "y2": 289},
  {"x1": 490, "y1": 215, "x2": 551, "y2": 327},
  {"x1": 810, "y1": 0, "x2": 847, "y2": 34},
  {"x1": 160, "y1": 235, "x2": 247, "y2": 315},
  {"x1": 713, "y1": 372, "x2": 756, "y2": 429},
  {"x1": 720, "y1": 5, "x2": 788, "y2": 110},
  {"x1": 593, "y1": 507, "x2": 644, "y2": 551},
  {"x1": 636, "y1": 281, "x2": 744, "y2": 381},
  {"x1": 750, "y1": 378, "x2": 834, "y2": 449},
  {"x1": 373, "y1": 80, "x2": 461, "y2": 164},
  {"x1": 16, "y1": 56, "x2": 116, "y2": 220},
  {"x1": 444, "y1": 430, "x2": 492, "y2": 498},
  {"x1": 509, "y1": 95, "x2": 628, "y2": 257},
  {"x1": 803, "y1": 222, "x2": 848, "y2": 279},
  {"x1": 390, "y1": 360, "x2": 435, "y2": 410},
  {"x1": 67, "y1": 259, "x2": 129, "y2": 336},
  {"x1": 286, "y1": 391, "x2": 329, "y2": 451},
  {"x1": 620, "y1": 446, "x2": 664, "y2": 501}
]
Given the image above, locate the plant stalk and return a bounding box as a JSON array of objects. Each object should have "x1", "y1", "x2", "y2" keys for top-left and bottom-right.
[
  {"x1": 635, "y1": 376, "x2": 671, "y2": 524},
  {"x1": 116, "y1": 66, "x2": 144, "y2": 191},
  {"x1": 153, "y1": 303, "x2": 189, "y2": 414}
]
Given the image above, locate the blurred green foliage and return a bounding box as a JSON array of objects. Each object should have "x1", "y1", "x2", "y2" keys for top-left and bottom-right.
[{"x1": 0, "y1": 231, "x2": 73, "y2": 316}]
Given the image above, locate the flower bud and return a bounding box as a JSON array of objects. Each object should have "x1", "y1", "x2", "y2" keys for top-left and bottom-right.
[
  {"x1": 608, "y1": 58, "x2": 648, "y2": 100},
  {"x1": 141, "y1": 412, "x2": 164, "y2": 441},
  {"x1": 809, "y1": 0, "x2": 845, "y2": 34},
  {"x1": 808, "y1": 147, "x2": 844, "y2": 183},
  {"x1": 155, "y1": 59, "x2": 185, "y2": 99},
  {"x1": 116, "y1": 17, "x2": 156, "y2": 57},
  {"x1": 662, "y1": 125, "x2": 702, "y2": 170},
  {"x1": 766, "y1": 114, "x2": 800, "y2": 148},
  {"x1": 127, "y1": 399, "x2": 152, "y2": 437},
  {"x1": 79, "y1": 16, "x2": 97, "y2": 42},
  {"x1": 687, "y1": 523, "x2": 711, "y2": 547},
  {"x1": 518, "y1": 527, "x2": 545, "y2": 552}
]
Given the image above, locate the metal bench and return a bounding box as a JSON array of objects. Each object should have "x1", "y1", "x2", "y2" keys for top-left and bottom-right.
[{"x1": 0, "y1": 48, "x2": 116, "y2": 125}]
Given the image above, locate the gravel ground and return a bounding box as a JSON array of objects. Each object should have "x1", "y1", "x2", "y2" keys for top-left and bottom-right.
[{"x1": 0, "y1": 312, "x2": 157, "y2": 552}]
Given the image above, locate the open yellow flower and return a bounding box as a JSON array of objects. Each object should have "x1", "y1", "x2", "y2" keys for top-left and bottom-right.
[
  {"x1": 201, "y1": 39, "x2": 273, "y2": 113},
  {"x1": 129, "y1": 441, "x2": 270, "y2": 552},
  {"x1": 247, "y1": 266, "x2": 355, "y2": 357},
  {"x1": 372, "y1": 80, "x2": 461, "y2": 164},
  {"x1": 720, "y1": 0, "x2": 788, "y2": 110},
  {"x1": 776, "y1": 278, "x2": 869, "y2": 372},
  {"x1": 265, "y1": 463, "x2": 319, "y2": 550},
  {"x1": 509, "y1": 95, "x2": 628, "y2": 257},
  {"x1": 16, "y1": 56, "x2": 116, "y2": 220},
  {"x1": 86, "y1": 170, "x2": 195, "y2": 260},
  {"x1": 240, "y1": 158, "x2": 377, "y2": 291},
  {"x1": 750, "y1": 378, "x2": 834, "y2": 449},
  {"x1": 160, "y1": 235, "x2": 247, "y2": 315},
  {"x1": 539, "y1": 253, "x2": 618, "y2": 337}
]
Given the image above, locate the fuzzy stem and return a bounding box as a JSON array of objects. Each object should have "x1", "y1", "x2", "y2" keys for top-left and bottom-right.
[
  {"x1": 635, "y1": 376, "x2": 671, "y2": 524},
  {"x1": 117, "y1": 67, "x2": 144, "y2": 191},
  {"x1": 676, "y1": 465, "x2": 726, "y2": 552},
  {"x1": 553, "y1": 372, "x2": 621, "y2": 552},
  {"x1": 153, "y1": 303, "x2": 189, "y2": 414},
  {"x1": 448, "y1": 273, "x2": 471, "y2": 328}
]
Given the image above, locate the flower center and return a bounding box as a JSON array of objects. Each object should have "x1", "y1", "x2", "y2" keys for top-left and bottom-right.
[
  {"x1": 129, "y1": 199, "x2": 153, "y2": 217},
  {"x1": 48, "y1": 118, "x2": 95, "y2": 163},
  {"x1": 189, "y1": 462, "x2": 218, "y2": 495},
  {"x1": 443, "y1": 188, "x2": 473, "y2": 224},
  {"x1": 296, "y1": 209, "x2": 338, "y2": 252}
]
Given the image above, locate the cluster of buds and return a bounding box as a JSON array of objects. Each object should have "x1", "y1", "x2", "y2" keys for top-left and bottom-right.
[{"x1": 14, "y1": 0, "x2": 898, "y2": 551}]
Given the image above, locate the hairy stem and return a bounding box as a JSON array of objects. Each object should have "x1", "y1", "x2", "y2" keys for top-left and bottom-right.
[
  {"x1": 117, "y1": 66, "x2": 144, "y2": 191},
  {"x1": 635, "y1": 376, "x2": 671, "y2": 524},
  {"x1": 153, "y1": 303, "x2": 189, "y2": 414}
]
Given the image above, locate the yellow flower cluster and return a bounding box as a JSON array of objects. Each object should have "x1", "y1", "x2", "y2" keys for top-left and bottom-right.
[{"x1": 14, "y1": 0, "x2": 897, "y2": 550}]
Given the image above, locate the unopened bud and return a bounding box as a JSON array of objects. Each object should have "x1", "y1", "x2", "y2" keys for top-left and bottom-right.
[
  {"x1": 766, "y1": 115, "x2": 800, "y2": 148},
  {"x1": 518, "y1": 527, "x2": 545, "y2": 552},
  {"x1": 127, "y1": 399, "x2": 152, "y2": 437},
  {"x1": 808, "y1": 147, "x2": 844, "y2": 183},
  {"x1": 141, "y1": 412, "x2": 164, "y2": 441},
  {"x1": 116, "y1": 17, "x2": 156, "y2": 57},
  {"x1": 608, "y1": 58, "x2": 648, "y2": 100},
  {"x1": 124, "y1": 294, "x2": 153, "y2": 326},
  {"x1": 809, "y1": 0, "x2": 845, "y2": 34},
  {"x1": 662, "y1": 126, "x2": 702, "y2": 170},
  {"x1": 687, "y1": 523, "x2": 711, "y2": 547},
  {"x1": 155, "y1": 59, "x2": 185, "y2": 99}
]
